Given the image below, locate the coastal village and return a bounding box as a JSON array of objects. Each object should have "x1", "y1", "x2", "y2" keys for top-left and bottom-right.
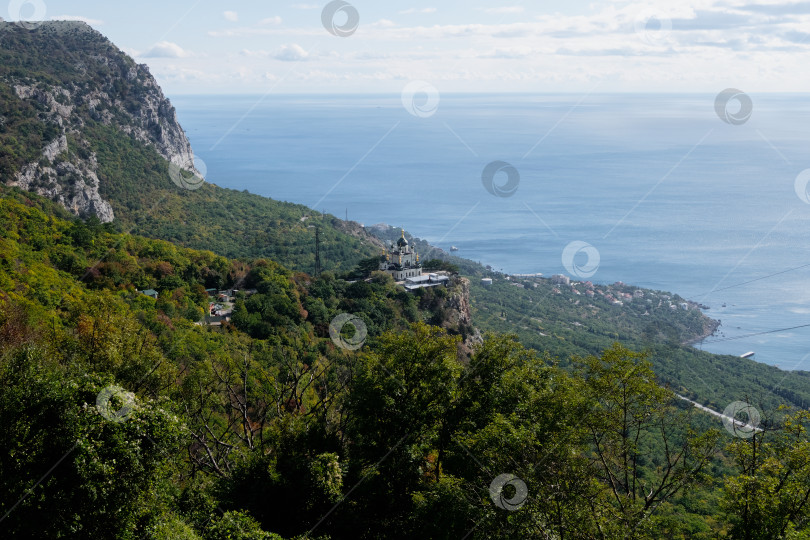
[
  {"x1": 474, "y1": 269, "x2": 719, "y2": 349},
  {"x1": 484, "y1": 272, "x2": 708, "y2": 314}
]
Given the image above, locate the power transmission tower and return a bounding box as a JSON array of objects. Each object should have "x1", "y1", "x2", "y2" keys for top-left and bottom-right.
[{"x1": 314, "y1": 226, "x2": 322, "y2": 277}]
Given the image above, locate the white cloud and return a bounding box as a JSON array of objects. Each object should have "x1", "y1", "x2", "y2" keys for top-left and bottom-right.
[
  {"x1": 274, "y1": 44, "x2": 309, "y2": 62},
  {"x1": 370, "y1": 19, "x2": 397, "y2": 29},
  {"x1": 399, "y1": 8, "x2": 437, "y2": 14},
  {"x1": 151, "y1": 0, "x2": 810, "y2": 93},
  {"x1": 482, "y1": 46, "x2": 534, "y2": 59},
  {"x1": 148, "y1": 65, "x2": 221, "y2": 87},
  {"x1": 238, "y1": 49, "x2": 269, "y2": 58},
  {"x1": 483, "y1": 6, "x2": 525, "y2": 15},
  {"x1": 210, "y1": 15, "x2": 282, "y2": 38},
  {"x1": 223, "y1": 11, "x2": 238, "y2": 22},
  {"x1": 209, "y1": 27, "x2": 309, "y2": 38},
  {"x1": 49, "y1": 15, "x2": 103, "y2": 25},
  {"x1": 142, "y1": 41, "x2": 190, "y2": 58}
]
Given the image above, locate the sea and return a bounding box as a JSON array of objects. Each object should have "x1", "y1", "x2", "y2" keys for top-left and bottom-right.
[{"x1": 171, "y1": 93, "x2": 810, "y2": 370}]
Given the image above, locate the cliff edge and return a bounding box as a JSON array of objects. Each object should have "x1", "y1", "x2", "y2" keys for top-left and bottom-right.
[{"x1": 0, "y1": 21, "x2": 195, "y2": 222}]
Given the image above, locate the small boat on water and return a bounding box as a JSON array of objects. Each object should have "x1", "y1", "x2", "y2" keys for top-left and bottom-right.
[
  {"x1": 450, "y1": 246, "x2": 459, "y2": 252},
  {"x1": 740, "y1": 351, "x2": 755, "y2": 359}
]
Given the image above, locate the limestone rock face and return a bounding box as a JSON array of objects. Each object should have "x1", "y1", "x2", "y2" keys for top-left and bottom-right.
[
  {"x1": 111, "y1": 62, "x2": 196, "y2": 172},
  {"x1": 443, "y1": 277, "x2": 483, "y2": 350},
  {"x1": 14, "y1": 151, "x2": 115, "y2": 223},
  {"x1": 445, "y1": 277, "x2": 473, "y2": 329},
  {"x1": 1, "y1": 21, "x2": 197, "y2": 222}
]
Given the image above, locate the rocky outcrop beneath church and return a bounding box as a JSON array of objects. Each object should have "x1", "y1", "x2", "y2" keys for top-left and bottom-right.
[
  {"x1": 0, "y1": 21, "x2": 196, "y2": 222},
  {"x1": 439, "y1": 277, "x2": 482, "y2": 353}
]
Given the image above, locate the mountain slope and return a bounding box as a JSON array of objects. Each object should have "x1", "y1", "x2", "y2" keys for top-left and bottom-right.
[
  {"x1": 0, "y1": 184, "x2": 472, "y2": 538},
  {"x1": 0, "y1": 20, "x2": 194, "y2": 221},
  {"x1": 0, "y1": 21, "x2": 380, "y2": 273}
]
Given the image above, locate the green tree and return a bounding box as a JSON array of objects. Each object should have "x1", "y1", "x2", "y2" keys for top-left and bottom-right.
[
  {"x1": 721, "y1": 406, "x2": 810, "y2": 539},
  {"x1": 347, "y1": 256, "x2": 382, "y2": 279},
  {"x1": 444, "y1": 333, "x2": 597, "y2": 539},
  {"x1": 342, "y1": 323, "x2": 462, "y2": 537},
  {"x1": 0, "y1": 347, "x2": 184, "y2": 538},
  {"x1": 574, "y1": 344, "x2": 720, "y2": 538},
  {"x1": 205, "y1": 510, "x2": 281, "y2": 540}
]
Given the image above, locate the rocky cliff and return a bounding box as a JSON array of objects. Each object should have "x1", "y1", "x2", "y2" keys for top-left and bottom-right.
[
  {"x1": 0, "y1": 21, "x2": 195, "y2": 222},
  {"x1": 441, "y1": 277, "x2": 482, "y2": 352}
]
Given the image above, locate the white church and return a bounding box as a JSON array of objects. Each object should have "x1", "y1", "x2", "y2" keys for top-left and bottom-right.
[{"x1": 379, "y1": 230, "x2": 422, "y2": 281}]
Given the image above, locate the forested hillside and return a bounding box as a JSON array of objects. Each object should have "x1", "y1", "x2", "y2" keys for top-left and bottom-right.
[
  {"x1": 2, "y1": 187, "x2": 810, "y2": 538},
  {"x1": 468, "y1": 275, "x2": 810, "y2": 413}
]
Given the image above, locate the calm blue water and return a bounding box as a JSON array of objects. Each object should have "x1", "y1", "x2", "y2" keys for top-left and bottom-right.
[{"x1": 171, "y1": 93, "x2": 810, "y2": 370}]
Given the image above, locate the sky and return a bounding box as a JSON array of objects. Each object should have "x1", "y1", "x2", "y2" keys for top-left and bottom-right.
[{"x1": 5, "y1": 0, "x2": 810, "y2": 95}]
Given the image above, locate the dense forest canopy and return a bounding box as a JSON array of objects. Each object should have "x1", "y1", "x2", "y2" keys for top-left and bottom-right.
[{"x1": 2, "y1": 179, "x2": 810, "y2": 538}]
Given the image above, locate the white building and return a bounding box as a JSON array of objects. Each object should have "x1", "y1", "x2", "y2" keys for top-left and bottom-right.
[
  {"x1": 551, "y1": 274, "x2": 571, "y2": 285},
  {"x1": 404, "y1": 273, "x2": 450, "y2": 291},
  {"x1": 380, "y1": 230, "x2": 422, "y2": 281}
]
